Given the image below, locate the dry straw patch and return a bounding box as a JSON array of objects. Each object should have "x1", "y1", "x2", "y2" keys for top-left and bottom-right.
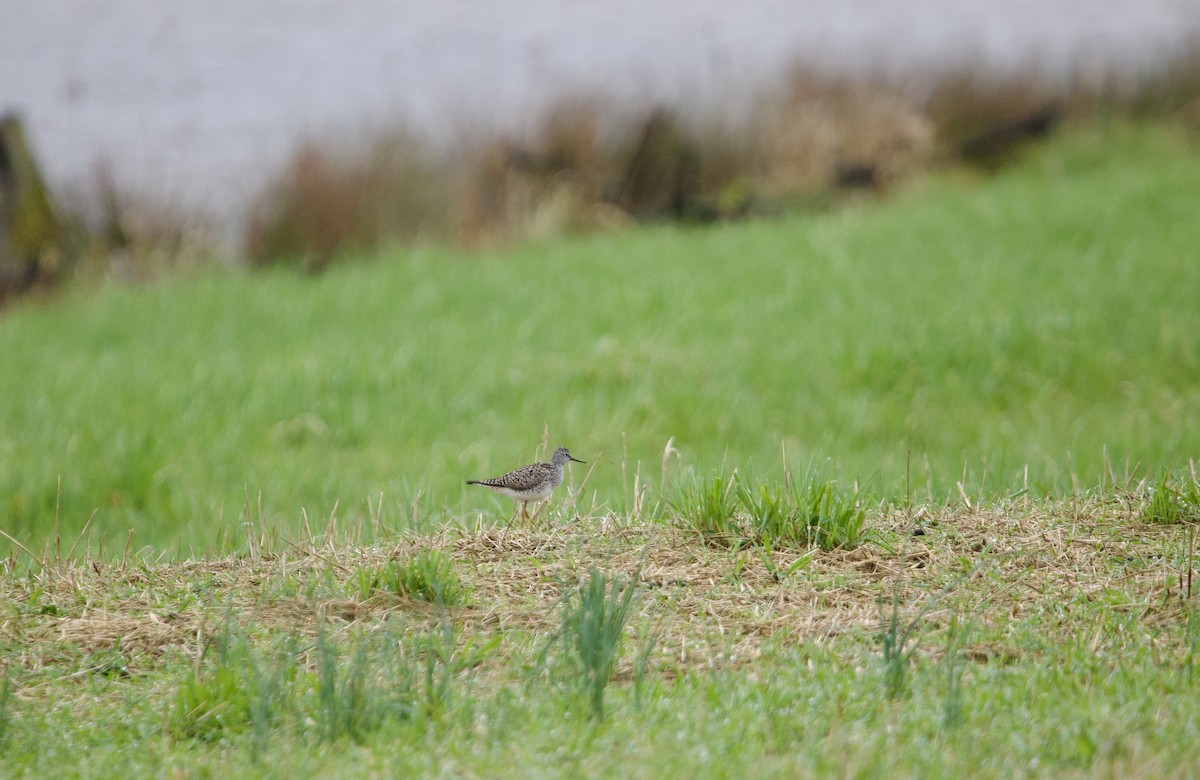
[{"x1": 1, "y1": 500, "x2": 1193, "y2": 686}]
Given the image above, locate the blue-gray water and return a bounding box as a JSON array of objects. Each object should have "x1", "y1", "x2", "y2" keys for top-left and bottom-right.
[{"x1": 3, "y1": 0, "x2": 1198, "y2": 229}]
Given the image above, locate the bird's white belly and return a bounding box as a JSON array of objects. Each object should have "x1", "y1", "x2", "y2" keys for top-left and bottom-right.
[{"x1": 494, "y1": 485, "x2": 553, "y2": 502}]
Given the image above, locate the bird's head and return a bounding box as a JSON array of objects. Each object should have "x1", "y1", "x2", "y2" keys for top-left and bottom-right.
[{"x1": 551, "y1": 447, "x2": 585, "y2": 466}]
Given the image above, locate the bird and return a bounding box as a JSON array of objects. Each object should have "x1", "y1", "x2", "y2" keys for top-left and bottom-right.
[{"x1": 467, "y1": 446, "x2": 585, "y2": 521}]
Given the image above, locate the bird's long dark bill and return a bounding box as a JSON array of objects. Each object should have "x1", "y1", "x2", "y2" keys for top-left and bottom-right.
[{"x1": 570, "y1": 457, "x2": 586, "y2": 463}]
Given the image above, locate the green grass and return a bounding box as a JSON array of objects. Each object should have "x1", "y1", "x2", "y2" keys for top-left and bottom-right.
[
  {"x1": 4, "y1": 118, "x2": 1200, "y2": 777},
  {"x1": 1143, "y1": 468, "x2": 1200, "y2": 524},
  {"x1": 667, "y1": 470, "x2": 739, "y2": 542},
  {"x1": 561, "y1": 568, "x2": 640, "y2": 720},
  {"x1": 348, "y1": 550, "x2": 471, "y2": 605},
  {"x1": 671, "y1": 466, "x2": 867, "y2": 550},
  {"x1": 14, "y1": 632, "x2": 1200, "y2": 777},
  {"x1": 2, "y1": 507, "x2": 1199, "y2": 778},
  {"x1": 2, "y1": 121, "x2": 1199, "y2": 554}
]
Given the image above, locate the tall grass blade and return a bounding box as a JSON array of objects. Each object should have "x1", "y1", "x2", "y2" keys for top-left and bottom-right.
[{"x1": 563, "y1": 568, "x2": 639, "y2": 719}]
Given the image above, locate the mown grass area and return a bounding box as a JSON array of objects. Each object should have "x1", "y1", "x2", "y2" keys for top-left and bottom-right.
[
  {"x1": 1, "y1": 121, "x2": 1199, "y2": 555},
  {"x1": 2, "y1": 500, "x2": 1200, "y2": 777}
]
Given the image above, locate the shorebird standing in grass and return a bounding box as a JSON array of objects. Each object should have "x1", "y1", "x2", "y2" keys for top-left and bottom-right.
[{"x1": 467, "y1": 446, "x2": 585, "y2": 522}]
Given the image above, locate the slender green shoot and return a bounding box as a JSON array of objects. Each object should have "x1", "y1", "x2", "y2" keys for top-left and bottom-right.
[
  {"x1": 563, "y1": 568, "x2": 639, "y2": 719},
  {"x1": 941, "y1": 615, "x2": 968, "y2": 730}
]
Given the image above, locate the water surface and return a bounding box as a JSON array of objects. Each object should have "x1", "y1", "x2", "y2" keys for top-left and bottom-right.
[{"x1": 3, "y1": 0, "x2": 1196, "y2": 226}]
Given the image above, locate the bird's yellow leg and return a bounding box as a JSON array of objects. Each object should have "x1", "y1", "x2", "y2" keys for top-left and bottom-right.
[{"x1": 529, "y1": 499, "x2": 548, "y2": 527}]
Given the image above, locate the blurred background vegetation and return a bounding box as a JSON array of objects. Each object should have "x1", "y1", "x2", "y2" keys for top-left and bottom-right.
[{"x1": 4, "y1": 47, "x2": 1200, "y2": 291}]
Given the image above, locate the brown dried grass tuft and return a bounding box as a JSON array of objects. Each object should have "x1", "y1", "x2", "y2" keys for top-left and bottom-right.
[
  {"x1": 243, "y1": 128, "x2": 454, "y2": 269},
  {"x1": 757, "y1": 71, "x2": 937, "y2": 197}
]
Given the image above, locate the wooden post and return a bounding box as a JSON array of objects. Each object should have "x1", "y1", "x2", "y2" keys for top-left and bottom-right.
[{"x1": 0, "y1": 112, "x2": 63, "y2": 304}]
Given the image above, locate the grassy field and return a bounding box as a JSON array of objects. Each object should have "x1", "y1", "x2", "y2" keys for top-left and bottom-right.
[
  {"x1": 2, "y1": 501, "x2": 1200, "y2": 777},
  {"x1": 1, "y1": 120, "x2": 1199, "y2": 777},
  {"x1": 2, "y1": 121, "x2": 1198, "y2": 555}
]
